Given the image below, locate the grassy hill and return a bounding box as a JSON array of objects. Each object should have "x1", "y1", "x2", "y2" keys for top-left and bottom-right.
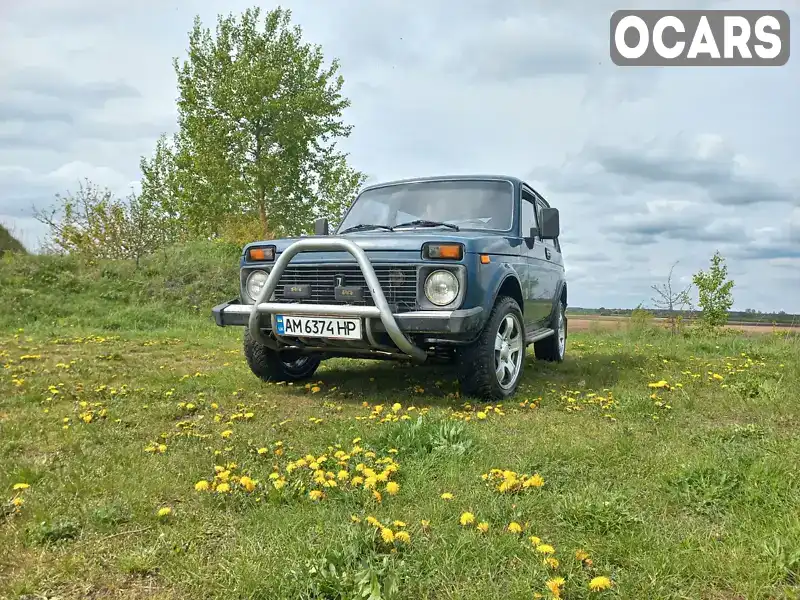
[{"x1": 0, "y1": 224, "x2": 27, "y2": 256}]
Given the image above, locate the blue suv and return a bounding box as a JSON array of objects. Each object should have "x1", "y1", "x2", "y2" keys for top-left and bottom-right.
[{"x1": 212, "y1": 174, "x2": 567, "y2": 400}]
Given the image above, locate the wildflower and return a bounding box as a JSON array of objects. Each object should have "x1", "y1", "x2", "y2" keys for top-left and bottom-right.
[
  {"x1": 337, "y1": 470, "x2": 350, "y2": 481},
  {"x1": 240, "y1": 476, "x2": 256, "y2": 492},
  {"x1": 257, "y1": 447, "x2": 268, "y2": 455},
  {"x1": 385, "y1": 481, "x2": 400, "y2": 495},
  {"x1": 372, "y1": 490, "x2": 382, "y2": 502},
  {"x1": 507, "y1": 521, "x2": 522, "y2": 534},
  {"x1": 216, "y1": 482, "x2": 231, "y2": 493},
  {"x1": 221, "y1": 430, "x2": 233, "y2": 438},
  {"x1": 421, "y1": 519, "x2": 430, "y2": 530},
  {"x1": 544, "y1": 556, "x2": 559, "y2": 569},
  {"x1": 546, "y1": 577, "x2": 565, "y2": 597},
  {"x1": 351, "y1": 515, "x2": 361, "y2": 523},
  {"x1": 157, "y1": 507, "x2": 172, "y2": 517},
  {"x1": 309, "y1": 490, "x2": 324, "y2": 501},
  {"x1": 575, "y1": 549, "x2": 590, "y2": 562},
  {"x1": 12, "y1": 483, "x2": 29, "y2": 491},
  {"x1": 366, "y1": 516, "x2": 381, "y2": 527},
  {"x1": 589, "y1": 576, "x2": 612, "y2": 591},
  {"x1": 460, "y1": 512, "x2": 475, "y2": 526},
  {"x1": 529, "y1": 536, "x2": 542, "y2": 546},
  {"x1": 11, "y1": 497, "x2": 24, "y2": 507},
  {"x1": 392, "y1": 403, "x2": 402, "y2": 412},
  {"x1": 195, "y1": 480, "x2": 210, "y2": 491},
  {"x1": 477, "y1": 522, "x2": 489, "y2": 533},
  {"x1": 441, "y1": 492, "x2": 454, "y2": 500},
  {"x1": 536, "y1": 544, "x2": 555, "y2": 555},
  {"x1": 311, "y1": 386, "x2": 321, "y2": 393},
  {"x1": 395, "y1": 530, "x2": 410, "y2": 543},
  {"x1": 380, "y1": 527, "x2": 394, "y2": 543},
  {"x1": 476, "y1": 411, "x2": 487, "y2": 420},
  {"x1": 392, "y1": 520, "x2": 406, "y2": 528}
]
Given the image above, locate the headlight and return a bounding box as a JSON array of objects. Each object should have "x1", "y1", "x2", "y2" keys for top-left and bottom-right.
[
  {"x1": 245, "y1": 270, "x2": 269, "y2": 301},
  {"x1": 424, "y1": 270, "x2": 459, "y2": 306}
]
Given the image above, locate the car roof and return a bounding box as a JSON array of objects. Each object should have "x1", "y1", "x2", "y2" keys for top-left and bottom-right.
[{"x1": 359, "y1": 174, "x2": 524, "y2": 192}]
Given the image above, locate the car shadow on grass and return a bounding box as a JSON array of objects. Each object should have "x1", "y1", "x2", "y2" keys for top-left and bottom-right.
[{"x1": 311, "y1": 345, "x2": 648, "y2": 407}]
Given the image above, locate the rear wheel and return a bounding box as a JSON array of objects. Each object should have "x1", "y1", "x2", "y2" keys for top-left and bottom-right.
[
  {"x1": 243, "y1": 328, "x2": 321, "y2": 382},
  {"x1": 534, "y1": 300, "x2": 567, "y2": 362},
  {"x1": 457, "y1": 295, "x2": 525, "y2": 400}
]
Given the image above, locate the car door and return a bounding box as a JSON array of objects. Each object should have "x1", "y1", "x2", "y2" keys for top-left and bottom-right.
[
  {"x1": 519, "y1": 189, "x2": 549, "y2": 328},
  {"x1": 534, "y1": 195, "x2": 561, "y2": 324}
]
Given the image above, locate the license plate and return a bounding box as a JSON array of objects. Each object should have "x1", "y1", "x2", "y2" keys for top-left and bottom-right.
[{"x1": 275, "y1": 315, "x2": 362, "y2": 340}]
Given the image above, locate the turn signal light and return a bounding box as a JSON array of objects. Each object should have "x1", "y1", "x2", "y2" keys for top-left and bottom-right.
[
  {"x1": 247, "y1": 246, "x2": 275, "y2": 262},
  {"x1": 423, "y1": 243, "x2": 463, "y2": 260}
]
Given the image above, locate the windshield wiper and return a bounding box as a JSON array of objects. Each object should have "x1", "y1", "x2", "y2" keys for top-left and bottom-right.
[
  {"x1": 393, "y1": 219, "x2": 460, "y2": 231},
  {"x1": 338, "y1": 223, "x2": 395, "y2": 234}
]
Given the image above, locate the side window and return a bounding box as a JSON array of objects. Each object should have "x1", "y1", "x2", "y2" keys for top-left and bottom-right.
[
  {"x1": 536, "y1": 199, "x2": 558, "y2": 251},
  {"x1": 520, "y1": 191, "x2": 537, "y2": 239}
]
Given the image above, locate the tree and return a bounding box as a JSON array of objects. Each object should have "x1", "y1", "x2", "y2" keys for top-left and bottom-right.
[
  {"x1": 651, "y1": 260, "x2": 693, "y2": 334},
  {"x1": 692, "y1": 250, "x2": 735, "y2": 329},
  {"x1": 33, "y1": 179, "x2": 170, "y2": 266},
  {"x1": 141, "y1": 6, "x2": 366, "y2": 240}
]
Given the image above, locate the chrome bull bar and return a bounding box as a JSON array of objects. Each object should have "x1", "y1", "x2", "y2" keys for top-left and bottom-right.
[{"x1": 247, "y1": 237, "x2": 428, "y2": 362}]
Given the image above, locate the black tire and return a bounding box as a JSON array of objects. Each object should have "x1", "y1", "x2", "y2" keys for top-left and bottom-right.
[
  {"x1": 534, "y1": 300, "x2": 567, "y2": 362},
  {"x1": 243, "y1": 328, "x2": 321, "y2": 382},
  {"x1": 457, "y1": 295, "x2": 526, "y2": 400}
]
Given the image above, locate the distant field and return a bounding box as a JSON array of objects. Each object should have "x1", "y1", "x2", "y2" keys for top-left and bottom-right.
[{"x1": 568, "y1": 314, "x2": 800, "y2": 334}]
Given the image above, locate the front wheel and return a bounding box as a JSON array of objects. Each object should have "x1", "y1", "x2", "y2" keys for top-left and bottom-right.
[
  {"x1": 243, "y1": 329, "x2": 322, "y2": 382},
  {"x1": 457, "y1": 296, "x2": 526, "y2": 400}
]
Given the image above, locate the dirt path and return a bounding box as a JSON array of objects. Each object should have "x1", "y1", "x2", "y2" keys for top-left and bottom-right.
[{"x1": 567, "y1": 316, "x2": 800, "y2": 334}]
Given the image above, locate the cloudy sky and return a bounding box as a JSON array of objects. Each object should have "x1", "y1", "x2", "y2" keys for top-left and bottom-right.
[{"x1": 1, "y1": 0, "x2": 798, "y2": 311}]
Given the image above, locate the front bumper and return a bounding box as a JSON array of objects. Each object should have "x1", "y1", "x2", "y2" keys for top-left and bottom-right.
[
  {"x1": 213, "y1": 237, "x2": 484, "y2": 362},
  {"x1": 213, "y1": 300, "x2": 483, "y2": 334}
]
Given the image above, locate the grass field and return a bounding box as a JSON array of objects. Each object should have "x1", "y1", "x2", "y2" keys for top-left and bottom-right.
[{"x1": 3, "y1": 314, "x2": 800, "y2": 599}]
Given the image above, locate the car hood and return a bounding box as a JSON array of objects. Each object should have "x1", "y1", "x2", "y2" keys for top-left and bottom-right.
[{"x1": 243, "y1": 230, "x2": 514, "y2": 263}]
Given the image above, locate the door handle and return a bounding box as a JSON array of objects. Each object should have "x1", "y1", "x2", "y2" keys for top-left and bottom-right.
[{"x1": 545, "y1": 248, "x2": 551, "y2": 260}]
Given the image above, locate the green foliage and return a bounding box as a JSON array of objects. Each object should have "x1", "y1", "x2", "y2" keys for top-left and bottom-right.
[
  {"x1": 628, "y1": 304, "x2": 654, "y2": 331},
  {"x1": 692, "y1": 251, "x2": 735, "y2": 330},
  {"x1": 33, "y1": 179, "x2": 173, "y2": 266},
  {"x1": 0, "y1": 224, "x2": 26, "y2": 256},
  {"x1": 140, "y1": 6, "x2": 366, "y2": 240}
]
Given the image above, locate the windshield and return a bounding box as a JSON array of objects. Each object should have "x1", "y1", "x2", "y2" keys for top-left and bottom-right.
[{"x1": 336, "y1": 179, "x2": 514, "y2": 233}]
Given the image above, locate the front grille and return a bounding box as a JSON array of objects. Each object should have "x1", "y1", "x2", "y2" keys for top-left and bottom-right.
[{"x1": 273, "y1": 264, "x2": 418, "y2": 313}]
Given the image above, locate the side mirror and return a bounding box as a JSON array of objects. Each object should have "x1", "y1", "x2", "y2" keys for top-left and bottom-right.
[
  {"x1": 314, "y1": 217, "x2": 329, "y2": 236},
  {"x1": 539, "y1": 208, "x2": 559, "y2": 239}
]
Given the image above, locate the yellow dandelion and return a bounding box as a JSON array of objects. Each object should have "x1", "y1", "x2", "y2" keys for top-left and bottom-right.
[
  {"x1": 395, "y1": 531, "x2": 410, "y2": 543},
  {"x1": 372, "y1": 490, "x2": 382, "y2": 502},
  {"x1": 12, "y1": 483, "x2": 30, "y2": 491},
  {"x1": 11, "y1": 497, "x2": 24, "y2": 507},
  {"x1": 392, "y1": 520, "x2": 406, "y2": 528},
  {"x1": 441, "y1": 492, "x2": 454, "y2": 500},
  {"x1": 337, "y1": 470, "x2": 350, "y2": 481},
  {"x1": 385, "y1": 481, "x2": 400, "y2": 495},
  {"x1": 194, "y1": 480, "x2": 210, "y2": 491},
  {"x1": 380, "y1": 527, "x2": 394, "y2": 543},
  {"x1": 216, "y1": 482, "x2": 231, "y2": 493},
  {"x1": 392, "y1": 403, "x2": 402, "y2": 412},
  {"x1": 575, "y1": 549, "x2": 590, "y2": 562},
  {"x1": 476, "y1": 522, "x2": 489, "y2": 533},
  {"x1": 546, "y1": 577, "x2": 565, "y2": 596},
  {"x1": 240, "y1": 476, "x2": 256, "y2": 492},
  {"x1": 507, "y1": 521, "x2": 522, "y2": 534},
  {"x1": 459, "y1": 512, "x2": 475, "y2": 526},
  {"x1": 351, "y1": 515, "x2": 361, "y2": 523},
  {"x1": 536, "y1": 543, "x2": 555, "y2": 555},
  {"x1": 421, "y1": 519, "x2": 430, "y2": 530},
  {"x1": 544, "y1": 556, "x2": 559, "y2": 569},
  {"x1": 529, "y1": 536, "x2": 542, "y2": 546},
  {"x1": 366, "y1": 516, "x2": 381, "y2": 527},
  {"x1": 257, "y1": 447, "x2": 268, "y2": 455},
  {"x1": 476, "y1": 411, "x2": 487, "y2": 420},
  {"x1": 589, "y1": 576, "x2": 612, "y2": 591},
  {"x1": 308, "y1": 490, "x2": 324, "y2": 501},
  {"x1": 221, "y1": 430, "x2": 233, "y2": 438},
  {"x1": 157, "y1": 506, "x2": 172, "y2": 517}
]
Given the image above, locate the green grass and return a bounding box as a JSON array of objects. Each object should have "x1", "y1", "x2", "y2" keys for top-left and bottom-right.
[{"x1": 2, "y1": 316, "x2": 800, "y2": 599}]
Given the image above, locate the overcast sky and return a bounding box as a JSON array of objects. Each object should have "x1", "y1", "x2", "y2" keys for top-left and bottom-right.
[{"x1": 1, "y1": 0, "x2": 798, "y2": 311}]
